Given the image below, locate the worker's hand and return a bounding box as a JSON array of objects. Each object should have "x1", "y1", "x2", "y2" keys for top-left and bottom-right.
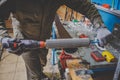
[
  {"x1": 20, "y1": 40, "x2": 40, "y2": 49},
  {"x1": 1, "y1": 37, "x2": 13, "y2": 48},
  {"x1": 96, "y1": 27, "x2": 111, "y2": 46},
  {"x1": 6, "y1": 46, "x2": 24, "y2": 56},
  {"x1": 1, "y1": 37, "x2": 23, "y2": 55}
]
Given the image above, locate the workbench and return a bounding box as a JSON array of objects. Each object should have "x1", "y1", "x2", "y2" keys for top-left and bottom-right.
[{"x1": 54, "y1": 20, "x2": 119, "y2": 72}]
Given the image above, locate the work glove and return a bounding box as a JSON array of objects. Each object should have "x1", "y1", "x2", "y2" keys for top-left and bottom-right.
[
  {"x1": 96, "y1": 27, "x2": 111, "y2": 47},
  {"x1": 20, "y1": 40, "x2": 40, "y2": 49},
  {"x1": 1, "y1": 37, "x2": 23, "y2": 56}
]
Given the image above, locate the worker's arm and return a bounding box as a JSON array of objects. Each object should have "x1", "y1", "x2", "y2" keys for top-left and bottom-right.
[
  {"x1": 0, "y1": 0, "x2": 22, "y2": 55},
  {"x1": 64, "y1": 0, "x2": 104, "y2": 29}
]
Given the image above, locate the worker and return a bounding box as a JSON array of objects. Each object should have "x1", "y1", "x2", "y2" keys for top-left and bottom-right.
[{"x1": 0, "y1": 0, "x2": 111, "y2": 80}]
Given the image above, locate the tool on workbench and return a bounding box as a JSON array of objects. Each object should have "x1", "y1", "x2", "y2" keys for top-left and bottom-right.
[
  {"x1": 91, "y1": 51, "x2": 105, "y2": 62},
  {"x1": 69, "y1": 68, "x2": 93, "y2": 80},
  {"x1": 94, "y1": 38, "x2": 106, "y2": 51},
  {"x1": 59, "y1": 50, "x2": 73, "y2": 69},
  {"x1": 79, "y1": 34, "x2": 88, "y2": 38},
  {"x1": 102, "y1": 50, "x2": 115, "y2": 62},
  {"x1": 75, "y1": 69, "x2": 93, "y2": 76}
]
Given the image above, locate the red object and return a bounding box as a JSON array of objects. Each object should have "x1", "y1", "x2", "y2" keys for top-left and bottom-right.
[
  {"x1": 59, "y1": 50, "x2": 73, "y2": 69},
  {"x1": 13, "y1": 42, "x2": 17, "y2": 48},
  {"x1": 40, "y1": 41, "x2": 45, "y2": 48},
  {"x1": 79, "y1": 34, "x2": 88, "y2": 38},
  {"x1": 91, "y1": 51, "x2": 105, "y2": 62},
  {"x1": 102, "y1": 4, "x2": 110, "y2": 9}
]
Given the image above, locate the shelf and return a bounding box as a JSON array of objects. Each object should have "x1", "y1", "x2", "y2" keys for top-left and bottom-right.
[{"x1": 95, "y1": 4, "x2": 120, "y2": 18}]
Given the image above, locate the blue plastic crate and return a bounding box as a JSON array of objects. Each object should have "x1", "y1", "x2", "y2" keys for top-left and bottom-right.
[{"x1": 98, "y1": 9, "x2": 120, "y2": 32}]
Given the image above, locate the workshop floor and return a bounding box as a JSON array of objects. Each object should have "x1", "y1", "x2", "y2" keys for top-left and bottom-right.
[
  {"x1": 0, "y1": 51, "x2": 27, "y2": 80},
  {"x1": 0, "y1": 49, "x2": 59, "y2": 80}
]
